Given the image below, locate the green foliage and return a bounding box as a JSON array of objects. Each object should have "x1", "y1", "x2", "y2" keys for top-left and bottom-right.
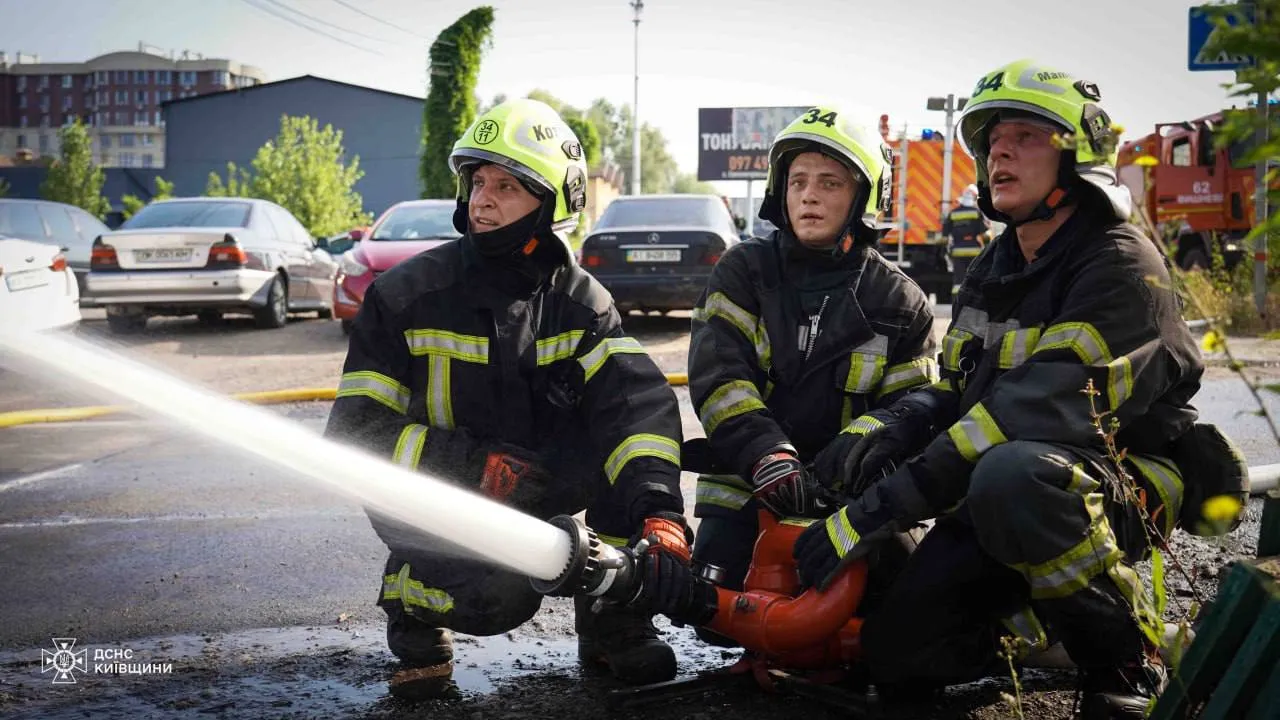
[
  {"x1": 0, "y1": 178, "x2": 9, "y2": 197},
  {"x1": 121, "y1": 176, "x2": 175, "y2": 220},
  {"x1": 611, "y1": 104, "x2": 679, "y2": 194},
  {"x1": 420, "y1": 6, "x2": 495, "y2": 199},
  {"x1": 672, "y1": 173, "x2": 717, "y2": 194},
  {"x1": 203, "y1": 116, "x2": 371, "y2": 237},
  {"x1": 563, "y1": 115, "x2": 601, "y2": 169},
  {"x1": 39, "y1": 119, "x2": 110, "y2": 218}
]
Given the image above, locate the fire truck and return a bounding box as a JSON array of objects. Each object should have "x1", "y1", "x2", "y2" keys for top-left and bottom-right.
[
  {"x1": 1116, "y1": 109, "x2": 1270, "y2": 270},
  {"x1": 879, "y1": 128, "x2": 977, "y2": 304}
]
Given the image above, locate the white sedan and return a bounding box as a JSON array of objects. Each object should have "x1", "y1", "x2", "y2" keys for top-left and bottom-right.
[{"x1": 0, "y1": 236, "x2": 81, "y2": 332}]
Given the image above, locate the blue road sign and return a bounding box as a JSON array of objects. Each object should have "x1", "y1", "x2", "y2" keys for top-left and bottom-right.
[{"x1": 1188, "y1": 5, "x2": 1254, "y2": 71}]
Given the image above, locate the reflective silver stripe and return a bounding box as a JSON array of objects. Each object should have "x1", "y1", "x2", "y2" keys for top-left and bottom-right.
[
  {"x1": 845, "y1": 414, "x2": 885, "y2": 436},
  {"x1": 1021, "y1": 494, "x2": 1122, "y2": 599},
  {"x1": 946, "y1": 402, "x2": 1007, "y2": 462},
  {"x1": 404, "y1": 329, "x2": 490, "y2": 363},
  {"x1": 337, "y1": 371, "x2": 410, "y2": 414},
  {"x1": 826, "y1": 509, "x2": 861, "y2": 556},
  {"x1": 755, "y1": 325, "x2": 773, "y2": 371},
  {"x1": 696, "y1": 477, "x2": 753, "y2": 511},
  {"x1": 393, "y1": 424, "x2": 429, "y2": 469},
  {"x1": 603, "y1": 434, "x2": 680, "y2": 485},
  {"x1": 1000, "y1": 606, "x2": 1049, "y2": 655},
  {"x1": 1106, "y1": 355, "x2": 1134, "y2": 410},
  {"x1": 698, "y1": 380, "x2": 766, "y2": 435},
  {"x1": 536, "y1": 330, "x2": 584, "y2": 366},
  {"x1": 578, "y1": 337, "x2": 646, "y2": 383},
  {"x1": 983, "y1": 318, "x2": 1021, "y2": 349},
  {"x1": 1034, "y1": 322, "x2": 1112, "y2": 364},
  {"x1": 382, "y1": 564, "x2": 455, "y2": 612},
  {"x1": 997, "y1": 327, "x2": 1042, "y2": 369},
  {"x1": 696, "y1": 291, "x2": 758, "y2": 341},
  {"x1": 843, "y1": 334, "x2": 889, "y2": 394},
  {"x1": 1065, "y1": 462, "x2": 1101, "y2": 495},
  {"x1": 942, "y1": 329, "x2": 975, "y2": 372},
  {"x1": 426, "y1": 355, "x2": 454, "y2": 429},
  {"x1": 953, "y1": 306, "x2": 989, "y2": 337},
  {"x1": 878, "y1": 358, "x2": 938, "y2": 397},
  {"x1": 1129, "y1": 454, "x2": 1183, "y2": 538}
]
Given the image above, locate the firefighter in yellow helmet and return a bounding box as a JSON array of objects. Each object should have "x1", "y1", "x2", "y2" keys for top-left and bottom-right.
[
  {"x1": 942, "y1": 182, "x2": 991, "y2": 297},
  {"x1": 634, "y1": 107, "x2": 938, "y2": 643},
  {"x1": 324, "y1": 98, "x2": 691, "y2": 700},
  {"x1": 788, "y1": 60, "x2": 1244, "y2": 718}
]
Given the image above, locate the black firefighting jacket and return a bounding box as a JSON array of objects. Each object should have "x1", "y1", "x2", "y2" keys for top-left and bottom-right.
[
  {"x1": 689, "y1": 230, "x2": 938, "y2": 480},
  {"x1": 943, "y1": 205, "x2": 989, "y2": 258},
  {"x1": 323, "y1": 237, "x2": 685, "y2": 530},
  {"x1": 898, "y1": 198, "x2": 1204, "y2": 514}
]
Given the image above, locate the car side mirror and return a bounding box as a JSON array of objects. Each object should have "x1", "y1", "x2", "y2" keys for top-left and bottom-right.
[
  {"x1": 349, "y1": 229, "x2": 364, "y2": 242},
  {"x1": 314, "y1": 237, "x2": 329, "y2": 251}
]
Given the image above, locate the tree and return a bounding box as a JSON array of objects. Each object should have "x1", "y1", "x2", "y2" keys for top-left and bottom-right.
[
  {"x1": 0, "y1": 178, "x2": 8, "y2": 198},
  {"x1": 671, "y1": 173, "x2": 717, "y2": 195},
  {"x1": 204, "y1": 115, "x2": 371, "y2": 237},
  {"x1": 1203, "y1": 0, "x2": 1280, "y2": 266},
  {"x1": 611, "y1": 106, "x2": 680, "y2": 195},
  {"x1": 39, "y1": 119, "x2": 110, "y2": 218},
  {"x1": 420, "y1": 6, "x2": 495, "y2": 198},
  {"x1": 564, "y1": 116, "x2": 602, "y2": 169},
  {"x1": 121, "y1": 176, "x2": 174, "y2": 220}
]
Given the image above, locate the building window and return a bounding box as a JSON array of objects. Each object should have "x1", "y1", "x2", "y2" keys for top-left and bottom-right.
[
  {"x1": 114, "y1": 70, "x2": 128, "y2": 83},
  {"x1": 180, "y1": 70, "x2": 197, "y2": 86},
  {"x1": 62, "y1": 96, "x2": 73, "y2": 111},
  {"x1": 155, "y1": 111, "x2": 164, "y2": 127},
  {"x1": 17, "y1": 95, "x2": 26, "y2": 109},
  {"x1": 38, "y1": 134, "x2": 49, "y2": 153},
  {"x1": 96, "y1": 91, "x2": 107, "y2": 105},
  {"x1": 156, "y1": 89, "x2": 170, "y2": 102},
  {"x1": 135, "y1": 112, "x2": 150, "y2": 126},
  {"x1": 119, "y1": 133, "x2": 136, "y2": 148},
  {"x1": 62, "y1": 114, "x2": 76, "y2": 127},
  {"x1": 136, "y1": 90, "x2": 148, "y2": 105},
  {"x1": 16, "y1": 134, "x2": 26, "y2": 149},
  {"x1": 119, "y1": 152, "x2": 137, "y2": 167},
  {"x1": 100, "y1": 135, "x2": 111, "y2": 149},
  {"x1": 155, "y1": 70, "x2": 171, "y2": 84},
  {"x1": 139, "y1": 133, "x2": 153, "y2": 146},
  {"x1": 114, "y1": 111, "x2": 127, "y2": 126},
  {"x1": 19, "y1": 115, "x2": 28, "y2": 128},
  {"x1": 39, "y1": 96, "x2": 49, "y2": 112},
  {"x1": 62, "y1": 74, "x2": 73, "y2": 89},
  {"x1": 142, "y1": 154, "x2": 154, "y2": 168},
  {"x1": 213, "y1": 70, "x2": 229, "y2": 86},
  {"x1": 40, "y1": 115, "x2": 50, "y2": 128},
  {"x1": 16, "y1": 76, "x2": 26, "y2": 92},
  {"x1": 38, "y1": 75, "x2": 49, "y2": 90},
  {"x1": 114, "y1": 90, "x2": 127, "y2": 105},
  {"x1": 134, "y1": 70, "x2": 148, "y2": 84},
  {"x1": 95, "y1": 71, "x2": 109, "y2": 85},
  {"x1": 83, "y1": 75, "x2": 94, "y2": 89}
]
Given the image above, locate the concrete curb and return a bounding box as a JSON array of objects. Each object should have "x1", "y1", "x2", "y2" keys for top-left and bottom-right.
[{"x1": 0, "y1": 374, "x2": 690, "y2": 429}]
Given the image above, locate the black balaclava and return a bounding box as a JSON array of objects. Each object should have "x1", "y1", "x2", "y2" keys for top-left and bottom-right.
[{"x1": 459, "y1": 167, "x2": 567, "y2": 296}]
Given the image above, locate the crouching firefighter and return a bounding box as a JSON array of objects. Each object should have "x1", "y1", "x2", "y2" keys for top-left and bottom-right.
[
  {"x1": 324, "y1": 99, "x2": 693, "y2": 701},
  {"x1": 789, "y1": 60, "x2": 1247, "y2": 718},
  {"x1": 943, "y1": 183, "x2": 990, "y2": 297},
  {"x1": 685, "y1": 106, "x2": 937, "y2": 642}
]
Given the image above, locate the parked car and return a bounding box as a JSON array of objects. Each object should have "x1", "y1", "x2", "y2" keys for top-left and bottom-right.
[
  {"x1": 578, "y1": 194, "x2": 740, "y2": 313},
  {"x1": 333, "y1": 199, "x2": 460, "y2": 334},
  {"x1": 0, "y1": 198, "x2": 111, "y2": 306},
  {"x1": 88, "y1": 198, "x2": 338, "y2": 334},
  {"x1": 0, "y1": 235, "x2": 80, "y2": 331}
]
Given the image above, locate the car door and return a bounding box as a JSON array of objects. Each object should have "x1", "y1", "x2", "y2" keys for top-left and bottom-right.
[
  {"x1": 268, "y1": 204, "x2": 318, "y2": 306},
  {"x1": 279, "y1": 206, "x2": 332, "y2": 306}
]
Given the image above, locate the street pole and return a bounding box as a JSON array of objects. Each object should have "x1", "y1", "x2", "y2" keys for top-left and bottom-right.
[
  {"x1": 630, "y1": 0, "x2": 643, "y2": 196},
  {"x1": 940, "y1": 93, "x2": 957, "y2": 225},
  {"x1": 898, "y1": 124, "x2": 910, "y2": 264},
  {"x1": 745, "y1": 179, "x2": 754, "y2": 236},
  {"x1": 1256, "y1": 90, "x2": 1270, "y2": 318}
]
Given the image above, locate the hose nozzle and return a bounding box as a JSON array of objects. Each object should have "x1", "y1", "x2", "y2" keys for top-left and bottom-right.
[{"x1": 529, "y1": 514, "x2": 643, "y2": 603}]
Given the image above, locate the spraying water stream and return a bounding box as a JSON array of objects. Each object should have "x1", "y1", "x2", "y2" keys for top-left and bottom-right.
[{"x1": 0, "y1": 328, "x2": 572, "y2": 581}]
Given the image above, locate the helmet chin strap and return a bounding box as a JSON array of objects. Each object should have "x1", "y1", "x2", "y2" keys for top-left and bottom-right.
[{"x1": 1006, "y1": 185, "x2": 1071, "y2": 228}]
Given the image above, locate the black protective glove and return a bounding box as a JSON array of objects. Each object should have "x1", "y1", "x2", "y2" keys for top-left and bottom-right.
[
  {"x1": 634, "y1": 546, "x2": 719, "y2": 626},
  {"x1": 813, "y1": 392, "x2": 943, "y2": 498},
  {"x1": 793, "y1": 465, "x2": 932, "y2": 590},
  {"x1": 750, "y1": 450, "x2": 814, "y2": 516}
]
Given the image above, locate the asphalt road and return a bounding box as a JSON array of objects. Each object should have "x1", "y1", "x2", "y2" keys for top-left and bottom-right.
[{"x1": 0, "y1": 309, "x2": 1277, "y2": 719}]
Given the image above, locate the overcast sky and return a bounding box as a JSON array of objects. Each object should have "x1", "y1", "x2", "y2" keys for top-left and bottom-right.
[{"x1": 0, "y1": 0, "x2": 1254, "y2": 195}]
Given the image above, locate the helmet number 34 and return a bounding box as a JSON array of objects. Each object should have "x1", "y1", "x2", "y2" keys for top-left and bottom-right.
[
  {"x1": 973, "y1": 72, "x2": 1005, "y2": 97},
  {"x1": 802, "y1": 109, "x2": 839, "y2": 128}
]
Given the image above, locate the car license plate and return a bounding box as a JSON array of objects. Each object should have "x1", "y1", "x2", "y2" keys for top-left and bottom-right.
[
  {"x1": 134, "y1": 248, "x2": 193, "y2": 263},
  {"x1": 626, "y1": 249, "x2": 681, "y2": 263},
  {"x1": 4, "y1": 269, "x2": 50, "y2": 292}
]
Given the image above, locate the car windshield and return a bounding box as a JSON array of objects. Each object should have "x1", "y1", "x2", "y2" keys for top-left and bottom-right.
[
  {"x1": 372, "y1": 205, "x2": 460, "y2": 241},
  {"x1": 595, "y1": 197, "x2": 722, "y2": 229},
  {"x1": 0, "y1": 202, "x2": 48, "y2": 240},
  {"x1": 122, "y1": 202, "x2": 251, "y2": 229}
]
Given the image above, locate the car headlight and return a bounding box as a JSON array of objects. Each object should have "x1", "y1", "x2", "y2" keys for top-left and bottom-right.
[{"x1": 339, "y1": 250, "x2": 369, "y2": 277}]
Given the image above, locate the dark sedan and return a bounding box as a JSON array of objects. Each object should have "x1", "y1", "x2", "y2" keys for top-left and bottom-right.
[{"x1": 578, "y1": 194, "x2": 739, "y2": 313}]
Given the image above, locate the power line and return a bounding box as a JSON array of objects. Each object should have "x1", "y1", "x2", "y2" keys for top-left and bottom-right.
[
  {"x1": 256, "y1": 0, "x2": 385, "y2": 44},
  {"x1": 327, "y1": 0, "x2": 430, "y2": 41},
  {"x1": 236, "y1": 0, "x2": 383, "y2": 56}
]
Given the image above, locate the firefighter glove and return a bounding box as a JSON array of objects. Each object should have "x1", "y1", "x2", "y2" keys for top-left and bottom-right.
[
  {"x1": 634, "y1": 545, "x2": 718, "y2": 626},
  {"x1": 638, "y1": 511, "x2": 693, "y2": 564},
  {"x1": 751, "y1": 450, "x2": 812, "y2": 516}
]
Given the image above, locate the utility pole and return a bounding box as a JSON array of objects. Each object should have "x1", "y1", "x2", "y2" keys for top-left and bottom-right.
[
  {"x1": 630, "y1": 0, "x2": 643, "y2": 195},
  {"x1": 1255, "y1": 90, "x2": 1270, "y2": 319},
  {"x1": 927, "y1": 93, "x2": 969, "y2": 226}
]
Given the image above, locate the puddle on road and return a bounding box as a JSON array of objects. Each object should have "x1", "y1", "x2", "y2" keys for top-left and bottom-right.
[{"x1": 0, "y1": 621, "x2": 736, "y2": 719}]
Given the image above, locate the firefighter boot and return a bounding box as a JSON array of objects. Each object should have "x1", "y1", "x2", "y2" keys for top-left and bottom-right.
[
  {"x1": 1077, "y1": 653, "x2": 1168, "y2": 719},
  {"x1": 387, "y1": 620, "x2": 460, "y2": 701},
  {"x1": 576, "y1": 595, "x2": 677, "y2": 685}
]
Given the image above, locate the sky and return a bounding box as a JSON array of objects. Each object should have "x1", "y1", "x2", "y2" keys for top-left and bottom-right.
[{"x1": 0, "y1": 0, "x2": 1255, "y2": 196}]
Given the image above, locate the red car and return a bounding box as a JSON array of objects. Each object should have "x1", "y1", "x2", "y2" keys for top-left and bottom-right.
[{"x1": 333, "y1": 199, "x2": 460, "y2": 334}]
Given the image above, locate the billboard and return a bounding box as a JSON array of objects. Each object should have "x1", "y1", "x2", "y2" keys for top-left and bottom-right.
[{"x1": 697, "y1": 106, "x2": 810, "y2": 181}]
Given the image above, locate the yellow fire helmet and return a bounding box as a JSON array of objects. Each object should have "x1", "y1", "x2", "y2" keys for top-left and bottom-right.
[
  {"x1": 449, "y1": 98, "x2": 589, "y2": 234},
  {"x1": 758, "y1": 107, "x2": 894, "y2": 250},
  {"x1": 956, "y1": 59, "x2": 1131, "y2": 222}
]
